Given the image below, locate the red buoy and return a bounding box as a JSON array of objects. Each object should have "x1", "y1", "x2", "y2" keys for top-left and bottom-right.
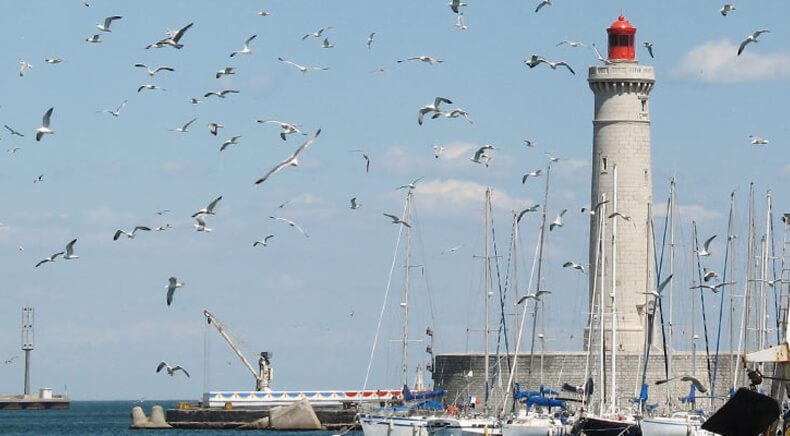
[{"x1": 607, "y1": 15, "x2": 636, "y2": 61}]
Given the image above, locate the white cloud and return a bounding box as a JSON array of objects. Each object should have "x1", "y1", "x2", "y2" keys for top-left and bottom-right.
[
  {"x1": 414, "y1": 179, "x2": 531, "y2": 215},
  {"x1": 672, "y1": 39, "x2": 790, "y2": 83}
]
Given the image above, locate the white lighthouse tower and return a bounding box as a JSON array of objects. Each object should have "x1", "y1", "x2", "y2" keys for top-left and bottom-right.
[{"x1": 587, "y1": 16, "x2": 656, "y2": 354}]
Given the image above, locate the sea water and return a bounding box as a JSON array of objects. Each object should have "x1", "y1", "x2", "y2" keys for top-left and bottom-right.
[{"x1": 0, "y1": 401, "x2": 362, "y2": 435}]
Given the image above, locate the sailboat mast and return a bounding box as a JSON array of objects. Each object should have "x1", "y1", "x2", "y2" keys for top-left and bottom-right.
[
  {"x1": 484, "y1": 187, "x2": 491, "y2": 412},
  {"x1": 763, "y1": 192, "x2": 772, "y2": 349},
  {"x1": 402, "y1": 190, "x2": 413, "y2": 387},
  {"x1": 728, "y1": 192, "x2": 737, "y2": 378},
  {"x1": 512, "y1": 212, "x2": 520, "y2": 377},
  {"x1": 667, "y1": 178, "x2": 676, "y2": 405},
  {"x1": 691, "y1": 222, "x2": 698, "y2": 381},
  {"x1": 599, "y1": 194, "x2": 607, "y2": 415},
  {"x1": 610, "y1": 165, "x2": 618, "y2": 411},
  {"x1": 529, "y1": 164, "x2": 552, "y2": 376}
]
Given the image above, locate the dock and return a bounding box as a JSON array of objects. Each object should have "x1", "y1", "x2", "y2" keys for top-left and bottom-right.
[
  {"x1": 0, "y1": 393, "x2": 70, "y2": 410},
  {"x1": 165, "y1": 406, "x2": 358, "y2": 430}
]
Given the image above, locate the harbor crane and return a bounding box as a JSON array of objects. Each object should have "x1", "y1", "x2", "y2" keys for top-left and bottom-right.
[{"x1": 203, "y1": 309, "x2": 272, "y2": 392}]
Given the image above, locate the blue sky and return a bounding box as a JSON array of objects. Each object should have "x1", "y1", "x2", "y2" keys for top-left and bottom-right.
[{"x1": 0, "y1": 1, "x2": 788, "y2": 400}]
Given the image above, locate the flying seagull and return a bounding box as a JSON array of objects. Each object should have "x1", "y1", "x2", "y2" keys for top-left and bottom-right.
[
  {"x1": 398, "y1": 56, "x2": 443, "y2": 65},
  {"x1": 257, "y1": 11, "x2": 271, "y2": 16},
  {"x1": 45, "y1": 58, "x2": 64, "y2": 64},
  {"x1": 33, "y1": 174, "x2": 44, "y2": 183},
  {"x1": 521, "y1": 169, "x2": 542, "y2": 184},
  {"x1": 351, "y1": 150, "x2": 371, "y2": 172},
  {"x1": 523, "y1": 55, "x2": 575, "y2": 74},
  {"x1": 471, "y1": 145, "x2": 495, "y2": 166},
  {"x1": 432, "y1": 108, "x2": 473, "y2": 123},
  {"x1": 608, "y1": 211, "x2": 632, "y2": 221},
  {"x1": 193, "y1": 214, "x2": 212, "y2": 232},
  {"x1": 562, "y1": 261, "x2": 585, "y2": 273},
  {"x1": 253, "y1": 235, "x2": 274, "y2": 247},
  {"x1": 96, "y1": 15, "x2": 122, "y2": 32},
  {"x1": 350, "y1": 197, "x2": 361, "y2": 210},
  {"x1": 216, "y1": 67, "x2": 235, "y2": 79},
  {"x1": 448, "y1": 0, "x2": 467, "y2": 13},
  {"x1": 99, "y1": 100, "x2": 127, "y2": 117},
  {"x1": 63, "y1": 239, "x2": 79, "y2": 260},
  {"x1": 219, "y1": 136, "x2": 241, "y2": 151},
  {"x1": 155, "y1": 224, "x2": 171, "y2": 231},
  {"x1": 433, "y1": 145, "x2": 445, "y2": 159},
  {"x1": 643, "y1": 41, "x2": 654, "y2": 58},
  {"x1": 591, "y1": 43, "x2": 614, "y2": 65},
  {"x1": 321, "y1": 38, "x2": 334, "y2": 49},
  {"x1": 169, "y1": 118, "x2": 196, "y2": 133},
  {"x1": 35, "y1": 107, "x2": 55, "y2": 141},
  {"x1": 165, "y1": 277, "x2": 184, "y2": 306},
  {"x1": 396, "y1": 177, "x2": 423, "y2": 191},
  {"x1": 698, "y1": 235, "x2": 716, "y2": 256},
  {"x1": 418, "y1": 97, "x2": 452, "y2": 125},
  {"x1": 581, "y1": 200, "x2": 609, "y2": 215},
  {"x1": 535, "y1": 0, "x2": 552, "y2": 13},
  {"x1": 443, "y1": 245, "x2": 463, "y2": 254},
  {"x1": 557, "y1": 40, "x2": 586, "y2": 47},
  {"x1": 35, "y1": 251, "x2": 64, "y2": 268},
  {"x1": 204, "y1": 89, "x2": 239, "y2": 99},
  {"x1": 257, "y1": 120, "x2": 306, "y2": 141},
  {"x1": 703, "y1": 267, "x2": 719, "y2": 282},
  {"x1": 5, "y1": 125, "x2": 24, "y2": 137},
  {"x1": 720, "y1": 4, "x2": 736, "y2": 16},
  {"x1": 255, "y1": 129, "x2": 322, "y2": 184},
  {"x1": 134, "y1": 64, "x2": 174, "y2": 76},
  {"x1": 643, "y1": 274, "x2": 674, "y2": 298},
  {"x1": 269, "y1": 216, "x2": 309, "y2": 237},
  {"x1": 384, "y1": 213, "x2": 411, "y2": 228},
  {"x1": 455, "y1": 13, "x2": 467, "y2": 30},
  {"x1": 208, "y1": 123, "x2": 224, "y2": 136},
  {"x1": 749, "y1": 135, "x2": 768, "y2": 145},
  {"x1": 146, "y1": 22, "x2": 193, "y2": 49},
  {"x1": 190, "y1": 98, "x2": 202, "y2": 104},
  {"x1": 137, "y1": 84, "x2": 165, "y2": 92},
  {"x1": 302, "y1": 27, "x2": 332, "y2": 40},
  {"x1": 545, "y1": 152, "x2": 561, "y2": 162},
  {"x1": 230, "y1": 35, "x2": 256, "y2": 57},
  {"x1": 277, "y1": 57, "x2": 328, "y2": 73},
  {"x1": 19, "y1": 61, "x2": 32, "y2": 77},
  {"x1": 690, "y1": 282, "x2": 734, "y2": 293},
  {"x1": 738, "y1": 30, "x2": 770, "y2": 56},
  {"x1": 517, "y1": 290, "x2": 551, "y2": 304},
  {"x1": 85, "y1": 34, "x2": 102, "y2": 43},
  {"x1": 192, "y1": 196, "x2": 222, "y2": 217},
  {"x1": 113, "y1": 226, "x2": 151, "y2": 240},
  {"x1": 367, "y1": 32, "x2": 375, "y2": 49},
  {"x1": 524, "y1": 140, "x2": 536, "y2": 147},
  {"x1": 516, "y1": 205, "x2": 541, "y2": 223},
  {"x1": 656, "y1": 375, "x2": 707, "y2": 393},
  {"x1": 3, "y1": 356, "x2": 18, "y2": 364},
  {"x1": 156, "y1": 361, "x2": 189, "y2": 377},
  {"x1": 549, "y1": 209, "x2": 568, "y2": 231}
]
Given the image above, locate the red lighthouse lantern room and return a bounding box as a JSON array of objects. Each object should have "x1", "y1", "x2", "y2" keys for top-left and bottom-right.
[{"x1": 607, "y1": 15, "x2": 636, "y2": 61}]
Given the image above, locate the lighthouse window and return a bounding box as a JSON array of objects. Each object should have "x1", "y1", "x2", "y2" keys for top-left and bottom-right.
[
  {"x1": 601, "y1": 156, "x2": 608, "y2": 171},
  {"x1": 608, "y1": 34, "x2": 632, "y2": 47},
  {"x1": 640, "y1": 99, "x2": 647, "y2": 112}
]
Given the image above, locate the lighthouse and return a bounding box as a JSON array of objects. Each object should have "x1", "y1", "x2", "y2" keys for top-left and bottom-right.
[{"x1": 587, "y1": 16, "x2": 656, "y2": 354}]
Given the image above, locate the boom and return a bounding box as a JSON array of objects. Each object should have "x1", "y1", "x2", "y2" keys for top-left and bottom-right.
[{"x1": 203, "y1": 309, "x2": 271, "y2": 391}]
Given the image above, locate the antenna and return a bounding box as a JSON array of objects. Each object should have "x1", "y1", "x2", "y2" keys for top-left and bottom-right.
[{"x1": 21, "y1": 307, "x2": 34, "y2": 396}]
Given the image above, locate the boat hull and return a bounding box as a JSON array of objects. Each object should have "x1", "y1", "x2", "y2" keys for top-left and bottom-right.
[
  {"x1": 502, "y1": 421, "x2": 569, "y2": 436},
  {"x1": 572, "y1": 415, "x2": 641, "y2": 436},
  {"x1": 640, "y1": 415, "x2": 706, "y2": 436},
  {"x1": 358, "y1": 413, "x2": 431, "y2": 436},
  {"x1": 427, "y1": 417, "x2": 502, "y2": 436}
]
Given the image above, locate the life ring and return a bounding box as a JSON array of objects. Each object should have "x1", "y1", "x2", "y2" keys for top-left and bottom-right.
[{"x1": 446, "y1": 406, "x2": 458, "y2": 416}]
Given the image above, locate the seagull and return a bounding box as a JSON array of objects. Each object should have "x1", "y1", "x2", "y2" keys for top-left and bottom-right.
[
  {"x1": 396, "y1": 177, "x2": 424, "y2": 191},
  {"x1": 557, "y1": 40, "x2": 586, "y2": 47},
  {"x1": 85, "y1": 34, "x2": 102, "y2": 43},
  {"x1": 146, "y1": 22, "x2": 193, "y2": 49},
  {"x1": 433, "y1": 145, "x2": 445, "y2": 158},
  {"x1": 302, "y1": 27, "x2": 332, "y2": 40},
  {"x1": 277, "y1": 57, "x2": 328, "y2": 73},
  {"x1": 193, "y1": 214, "x2": 212, "y2": 232},
  {"x1": 19, "y1": 61, "x2": 32, "y2": 77},
  {"x1": 208, "y1": 123, "x2": 224, "y2": 136},
  {"x1": 96, "y1": 15, "x2": 122, "y2": 32},
  {"x1": 63, "y1": 239, "x2": 79, "y2": 260},
  {"x1": 738, "y1": 30, "x2": 770, "y2": 56},
  {"x1": 204, "y1": 89, "x2": 239, "y2": 99},
  {"x1": 517, "y1": 290, "x2": 552, "y2": 304},
  {"x1": 156, "y1": 209, "x2": 170, "y2": 216},
  {"x1": 99, "y1": 100, "x2": 127, "y2": 117},
  {"x1": 156, "y1": 361, "x2": 189, "y2": 377},
  {"x1": 591, "y1": 43, "x2": 614, "y2": 65},
  {"x1": 516, "y1": 205, "x2": 541, "y2": 223},
  {"x1": 448, "y1": 0, "x2": 467, "y2": 13},
  {"x1": 443, "y1": 245, "x2": 463, "y2": 254},
  {"x1": 169, "y1": 118, "x2": 196, "y2": 133},
  {"x1": 190, "y1": 98, "x2": 202, "y2": 104},
  {"x1": 581, "y1": 200, "x2": 609, "y2": 215},
  {"x1": 749, "y1": 135, "x2": 769, "y2": 145},
  {"x1": 113, "y1": 226, "x2": 151, "y2": 240},
  {"x1": 524, "y1": 140, "x2": 537, "y2": 147},
  {"x1": 643, "y1": 41, "x2": 654, "y2": 58},
  {"x1": 418, "y1": 97, "x2": 452, "y2": 125},
  {"x1": 546, "y1": 153, "x2": 561, "y2": 163},
  {"x1": 219, "y1": 136, "x2": 241, "y2": 151},
  {"x1": 471, "y1": 145, "x2": 495, "y2": 166},
  {"x1": 230, "y1": 35, "x2": 256, "y2": 57},
  {"x1": 321, "y1": 38, "x2": 334, "y2": 49},
  {"x1": 720, "y1": 4, "x2": 736, "y2": 16},
  {"x1": 7, "y1": 148, "x2": 20, "y2": 154},
  {"x1": 277, "y1": 200, "x2": 290, "y2": 209},
  {"x1": 269, "y1": 216, "x2": 309, "y2": 237},
  {"x1": 698, "y1": 235, "x2": 716, "y2": 256},
  {"x1": 367, "y1": 32, "x2": 375, "y2": 49},
  {"x1": 535, "y1": 0, "x2": 552, "y2": 13},
  {"x1": 521, "y1": 169, "x2": 542, "y2": 184},
  {"x1": 253, "y1": 235, "x2": 275, "y2": 247},
  {"x1": 642, "y1": 274, "x2": 674, "y2": 298},
  {"x1": 433, "y1": 108, "x2": 473, "y2": 123},
  {"x1": 524, "y1": 55, "x2": 575, "y2": 74},
  {"x1": 35, "y1": 107, "x2": 55, "y2": 141},
  {"x1": 398, "y1": 56, "x2": 443, "y2": 65},
  {"x1": 690, "y1": 282, "x2": 734, "y2": 293},
  {"x1": 216, "y1": 67, "x2": 235, "y2": 79},
  {"x1": 155, "y1": 224, "x2": 171, "y2": 231},
  {"x1": 351, "y1": 150, "x2": 370, "y2": 172},
  {"x1": 562, "y1": 261, "x2": 585, "y2": 273},
  {"x1": 384, "y1": 213, "x2": 411, "y2": 228},
  {"x1": 255, "y1": 129, "x2": 322, "y2": 184},
  {"x1": 4, "y1": 356, "x2": 18, "y2": 364},
  {"x1": 44, "y1": 58, "x2": 64, "y2": 64},
  {"x1": 257, "y1": 120, "x2": 306, "y2": 141},
  {"x1": 5, "y1": 125, "x2": 24, "y2": 137},
  {"x1": 350, "y1": 197, "x2": 361, "y2": 210},
  {"x1": 608, "y1": 211, "x2": 632, "y2": 221},
  {"x1": 549, "y1": 209, "x2": 568, "y2": 231},
  {"x1": 81, "y1": 0, "x2": 89, "y2": 6},
  {"x1": 33, "y1": 174, "x2": 44, "y2": 183},
  {"x1": 455, "y1": 13, "x2": 467, "y2": 30},
  {"x1": 703, "y1": 267, "x2": 719, "y2": 282},
  {"x1": 35, "y1": 251, "x2": 64, "y2": 267},
  {"x1": 257, "y1": 11, "x2": 271, "y2": 16},
  {"x1": 192, "y1": 196, "x2": 222, "y2": 217},
  {"x1": 134, "y1": 64, "x2": 174, "y2": 76},
  {"x1": 137, "y1": 84, "x2": 165, "y2": 92}
]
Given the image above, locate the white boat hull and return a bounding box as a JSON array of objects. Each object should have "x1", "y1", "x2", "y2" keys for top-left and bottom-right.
[
  {"x1": 427, "y1": 417, "x2": 501, "y2": 436},
  {"x1": 358, "y1": 413, "x2": 432, "y2": 436},
  {"x1": 502, "y1": 420, "x2": 569, "y2": 436},
  {"x1": 640, "y1": 415, "x2": 717, "y2": 436}
]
